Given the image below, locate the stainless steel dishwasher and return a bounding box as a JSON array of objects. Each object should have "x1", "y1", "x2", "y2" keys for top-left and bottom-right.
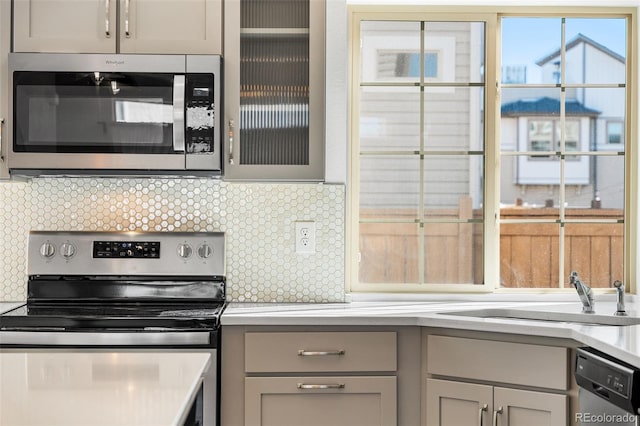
[{"x1": 576, "y1": 347, "x2": 640, "y2": 426}]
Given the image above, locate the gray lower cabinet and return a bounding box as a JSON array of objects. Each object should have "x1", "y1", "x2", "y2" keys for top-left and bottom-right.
[
  {"x1": 425, "y1": 334, "x2": 570, "y2": 426},
  {"x1": 222, "y1": 327, "x2": 423, "y2": 426},
  {"x1": 426, "y1": 378, "x2": 568, "y2": 426},
  {"x1": 243, "y1": 331, "x2": 397, "y2": 426},
  {"x1": 245, "y1": 376, "x2": 397, "y2": 426}
]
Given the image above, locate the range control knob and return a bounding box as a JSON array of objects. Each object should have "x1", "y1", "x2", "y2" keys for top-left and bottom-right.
[
  {"x1": 40, "y1": 242, "x2": 56, "y2": 258},
  {"x1": 198, "y1": 243, "x2": 213, "y2": 259},
  {"x1": 177, "y1": 243, "x2": 193, "y2": 259},
  {"x1": 60, "y1": 242, "x2": 76, "y2": 259}
]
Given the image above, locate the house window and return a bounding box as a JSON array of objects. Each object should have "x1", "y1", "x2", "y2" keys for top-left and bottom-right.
[
  {"x1": 607, "y1": 121, "x2": 624, "y2": 144},
  {"x1": 349, "y1": 8, "x2": 634, "y2": 293},
  {"x1": 377, "y1": 51, "x2": 440, "y2": 79},
  {"x1": 528, "y1": 120, "x2": 553, "y2": 156},
  {"x1": 527, "y1": 119, "x2": 580, "y2": 159}
]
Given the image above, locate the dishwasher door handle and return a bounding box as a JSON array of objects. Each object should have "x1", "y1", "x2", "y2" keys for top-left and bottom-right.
[{"x1": 593, "y1": 384, "x2": 611, "y2": 399}]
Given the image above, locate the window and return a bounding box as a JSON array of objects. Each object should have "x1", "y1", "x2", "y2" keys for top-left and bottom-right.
[
  {"x1": 527, "y1": 119, "x2": 580, "y2": 159},
  {"x1": 349, "y1": 7, "x2": 635, "y2": 292},
  {"x1": 529, "y1": 120, "x2": 553, "y2": 154},
  {"x1": 607, "y1": 121, "x2": 624, "y2": 144},
  {"x1": 500, "y1": 16, "x2": 627, "y2": 288},
  {"x1": 377, "y1": 51, "x2": 440, "y2": 79},
  {"x1": 353, "y1": 17, "x2": 487, "y2": 291}
]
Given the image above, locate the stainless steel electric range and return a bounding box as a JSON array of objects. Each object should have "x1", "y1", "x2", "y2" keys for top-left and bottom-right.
[{"x1": 0, "y1": 231, "x2": 226, "y2": 426}]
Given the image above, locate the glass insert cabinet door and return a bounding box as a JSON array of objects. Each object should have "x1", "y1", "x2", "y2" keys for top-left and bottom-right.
[{"x1": 224, "y1": 0, "x2": 325, "y2": 180}]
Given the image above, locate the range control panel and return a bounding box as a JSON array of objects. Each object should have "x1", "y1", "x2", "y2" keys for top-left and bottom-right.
[
  {"x1": 28, "y1": 231, "x2": 225, "y2": 277},
  {"x1": 93, "y1": 241, "x2": 160, "y2": 258}
]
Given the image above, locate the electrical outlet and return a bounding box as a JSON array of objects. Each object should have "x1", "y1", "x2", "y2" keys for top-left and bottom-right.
[{"x1": 295, "y1": 221, "x2": 316, "y2": 254}]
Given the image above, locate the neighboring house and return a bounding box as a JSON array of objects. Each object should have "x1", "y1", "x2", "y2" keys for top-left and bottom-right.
[{"x1": 500, "y1": 34, "x2": 626, "y2": 209}]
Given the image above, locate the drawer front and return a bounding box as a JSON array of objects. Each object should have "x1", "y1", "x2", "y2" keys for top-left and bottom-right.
[
  {"x1": 245, "y1": 376, "x2": 397, "y2": 426},
  {"x1": 245, "y1": 332, "x2": 397, "y2": 373},
  {"x1": 427, "y1": 335, "x2": 568, "y2": 390}
]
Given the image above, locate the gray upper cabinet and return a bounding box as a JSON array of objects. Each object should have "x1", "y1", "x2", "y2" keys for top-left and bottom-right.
[
  {"x1": 223, "y1": 0, "x2": 325, "y2": 180},
  {"x1": 0, "y1": 0, "x2": 9, "y2": 179},
  {"x1": 13, "y1": 0, "x2": 222, "y2": 54}
]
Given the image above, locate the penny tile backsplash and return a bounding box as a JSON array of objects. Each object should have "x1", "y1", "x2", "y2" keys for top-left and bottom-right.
[{"x1": 0, "y1": 179, "x2": 345, "y2": 302}]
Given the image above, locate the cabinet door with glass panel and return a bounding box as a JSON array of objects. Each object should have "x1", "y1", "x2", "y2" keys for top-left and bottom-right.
[{"x1": 224, "y1": 0, "x2": 325, "y2": 180}]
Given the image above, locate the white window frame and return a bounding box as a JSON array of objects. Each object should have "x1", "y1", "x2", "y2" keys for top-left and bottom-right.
[{"x1": 347, "y1": 6, "x2": 638, "y2": 294}]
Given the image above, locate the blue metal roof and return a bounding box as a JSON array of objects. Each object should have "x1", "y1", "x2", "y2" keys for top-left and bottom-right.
[{"x1": 501, "y1": 97, "x2": 601, "y2": 117}]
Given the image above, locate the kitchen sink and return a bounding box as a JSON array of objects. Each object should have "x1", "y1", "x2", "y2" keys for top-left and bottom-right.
[{"x1": 441, "y1": 307, "x2": 640, "y2": 326}]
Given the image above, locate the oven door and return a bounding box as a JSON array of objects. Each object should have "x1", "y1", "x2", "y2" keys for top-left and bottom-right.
[{"x1": 9, "y1": 55, "x2": 187, "y2": 173}]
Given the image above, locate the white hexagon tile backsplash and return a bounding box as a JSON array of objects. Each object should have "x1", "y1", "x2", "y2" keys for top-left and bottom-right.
[{"x1": 0, "y1": 179, "x2": 345, "y2": 302}]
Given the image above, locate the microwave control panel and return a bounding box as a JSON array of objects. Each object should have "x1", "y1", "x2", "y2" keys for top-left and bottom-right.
[{"x1": 185, "y1": 74, "x2": 216, "y2": 154}]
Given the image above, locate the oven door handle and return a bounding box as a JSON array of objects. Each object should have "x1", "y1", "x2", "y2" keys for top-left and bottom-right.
[
  {"x1": 173, "y1": 75, "x2": 186, "y2": 153},
  {"x1": 0, "y1": 330, "x2": 212, "y2": 346}
]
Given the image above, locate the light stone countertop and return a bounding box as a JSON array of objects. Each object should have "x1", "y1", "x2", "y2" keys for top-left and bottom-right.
[
  {"x1": 0, "y1": 351, "x2": 211, "y2": 426},
  {"x1": 0, "y1": 302, "x2": 23, "y2": 314},
  {"x1": 222, "y1": 299, "x2": 640, "y2": 368}
]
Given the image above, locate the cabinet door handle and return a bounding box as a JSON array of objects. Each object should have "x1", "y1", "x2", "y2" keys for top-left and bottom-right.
[
  {"x1": 492, "y1": 407, "x2": 503, "y2": 426},
  {"x1": 298, "y1": 350, "x2": 345, "y2": 356},
  {"x1": 0, "y1": 118, "x2": 5, "y2": 162},
  {"x1": 478, "y1": 404, "x2": 488, "y2": 426},
  {"x1": 228, "y1": 119, "x2": 234, "y2": 164},
  {"x1": 297, "y1": 383, "x2": 345, "y2": 390},
  {"x1": 105, "y1": 0, "x2": 111, "y2": 37},
  {"x1": 124, "y1": 0, "x2": 131, "y2": 38}
]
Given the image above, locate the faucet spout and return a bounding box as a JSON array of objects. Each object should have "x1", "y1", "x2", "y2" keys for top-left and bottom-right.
[
  {"x1": 613, "y1": 280, "x2": 627, "y2": 316},
  {"x1": 570, "y1": 271, "x2": 595, "y2": 314}
]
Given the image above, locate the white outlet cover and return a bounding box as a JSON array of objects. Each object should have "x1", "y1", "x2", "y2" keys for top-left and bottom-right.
[{"x1": 295, "y1": 221, "x2": 316, "y2": 254}]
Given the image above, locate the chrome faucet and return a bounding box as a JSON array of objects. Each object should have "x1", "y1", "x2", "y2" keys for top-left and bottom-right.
[
  {"x1": 613, "y1": 280, "x2": 627, "y2": 316},
  {"x1": 570, "y1": 271, "x2": 595, "y2": 314}
]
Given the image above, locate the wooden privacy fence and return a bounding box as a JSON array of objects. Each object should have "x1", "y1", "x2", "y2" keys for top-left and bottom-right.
[
  {"x1": 500, "y1": 207, "x2": 623, "y2": 288},
  {"x1": 359, "y1": 198, "x2": 623, "y2": 288}
]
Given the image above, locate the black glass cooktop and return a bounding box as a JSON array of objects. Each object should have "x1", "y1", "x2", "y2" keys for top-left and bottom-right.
[{"x1": 0, "y1": 303, "x2": 225, "y2": 330}]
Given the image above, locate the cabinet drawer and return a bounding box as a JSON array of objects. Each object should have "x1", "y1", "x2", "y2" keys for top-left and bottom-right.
[
  {"x1": 245, "y1": 376, "x2": 397, "y2": 426},
  {"x1": 427, "y1": 335, "x2": 568, "y2": 390},
  {"x1": 245, "y1": 332, "x2": 397, "y2": 373}
]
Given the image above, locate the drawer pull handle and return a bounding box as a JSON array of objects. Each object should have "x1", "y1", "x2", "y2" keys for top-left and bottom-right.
[
  {"x1": 298, "y1": 350, "x2": 345, "y2": 356},
  {"x1": 493, "y1": 407, "x2": 503, "y2": 426},
  {"x1": 479, "y1": 404, "x2": 488, "y2": 426},
  {"x1": 297, "y1": 383, "x2": 345, "y2": 390}
]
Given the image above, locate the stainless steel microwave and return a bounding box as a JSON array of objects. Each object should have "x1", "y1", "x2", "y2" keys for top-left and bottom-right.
[{"x1": 7, "y1": 53, "x2": 221, "y2": 177}]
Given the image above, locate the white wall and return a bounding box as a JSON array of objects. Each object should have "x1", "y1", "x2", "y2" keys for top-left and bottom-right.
[{"x1": 325, "y1": 0, "x2": 349, "y2": 184}]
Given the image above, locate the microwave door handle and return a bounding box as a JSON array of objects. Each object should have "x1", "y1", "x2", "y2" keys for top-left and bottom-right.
[{"x1": 173, "y1": 75, "x2": 186, "y2": 152}]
